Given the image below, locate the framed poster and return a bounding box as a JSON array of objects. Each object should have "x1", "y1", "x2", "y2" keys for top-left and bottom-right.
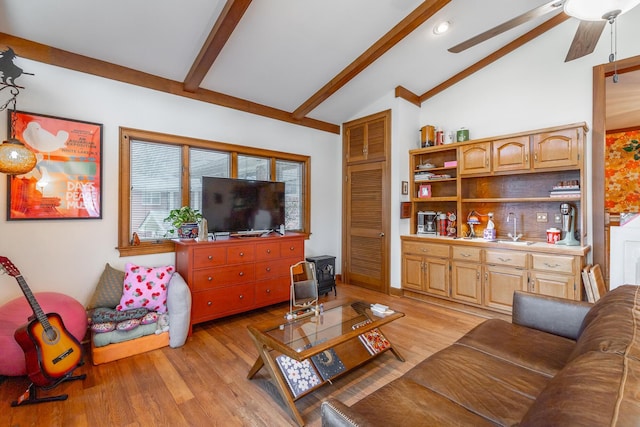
[{"x1": 6, "y1": 110, "x2": 103, "y2": 220}]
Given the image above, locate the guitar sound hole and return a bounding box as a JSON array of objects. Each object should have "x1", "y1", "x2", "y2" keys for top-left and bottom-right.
[{"x1": 42, "y1": 326, "x2": 60, "y2": 345}]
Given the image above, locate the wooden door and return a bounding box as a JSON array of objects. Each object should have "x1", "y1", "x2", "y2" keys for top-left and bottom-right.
[
  {"x1": 493, "y1": 136, "x2": 530, "y2": 172},
  {"x1": 459, "y1": 142, "x2": 491, "y2": 174},
  {"x1": 532, "y1": 128, "x2": 579, "y2": 169},
  {"x1": 452, "y1": 261, "x2": 482, "y2": 304},
  {"x1": 345, "y1": 113, "x2": 387, "y2": 164},
  {"x1": 423, "y1": 257, "x2": 450, "y2": 297},
  {"x1": 344, "y1": 162, "x2": 388, "y2": 292}
]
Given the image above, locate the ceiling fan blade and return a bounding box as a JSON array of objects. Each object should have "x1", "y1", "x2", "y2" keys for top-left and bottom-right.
[
  {"x1": 564, "y1": 20, "x2": 606, "y2": 62},
  {"x1": 448, "y1": 0, "x2": 565, "y2": 53}
]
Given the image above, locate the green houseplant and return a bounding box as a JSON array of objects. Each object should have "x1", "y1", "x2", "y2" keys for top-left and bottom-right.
[{"x1": 164, "y1": 206, "x2": 203, "y2": 238}]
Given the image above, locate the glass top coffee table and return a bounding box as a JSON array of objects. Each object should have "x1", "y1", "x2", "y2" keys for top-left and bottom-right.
[{"x1": 247, "y1": 301, "x2": 405, "y2": 426}]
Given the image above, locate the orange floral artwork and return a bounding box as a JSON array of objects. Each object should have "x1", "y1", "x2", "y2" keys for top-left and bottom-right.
[{"x1": 605, "y1": 129, "x2": 640, "y2": 213}]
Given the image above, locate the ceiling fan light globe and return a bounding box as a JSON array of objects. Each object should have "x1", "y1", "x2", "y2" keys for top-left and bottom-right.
[{"x1": 563, "y1": 0, "x2": 640, "y2": 21}]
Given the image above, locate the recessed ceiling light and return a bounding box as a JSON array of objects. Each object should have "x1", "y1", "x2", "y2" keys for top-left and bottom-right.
[{"x1": 433, "y1": 21, "x2": 450, "y2": 35}]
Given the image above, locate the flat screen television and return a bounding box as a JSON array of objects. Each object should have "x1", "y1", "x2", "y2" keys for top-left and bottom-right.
[{"x1": 201, "y1": 177, "x2": 285, "y2": 235}]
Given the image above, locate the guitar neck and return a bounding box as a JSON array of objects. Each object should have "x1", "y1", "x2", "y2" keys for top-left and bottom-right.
[{"x1": 15, "y1": 274, "x2": 51, "y2": 330}]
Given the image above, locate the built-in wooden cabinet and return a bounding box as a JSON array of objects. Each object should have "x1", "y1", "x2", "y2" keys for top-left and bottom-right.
[
  {"x1": 459, "y1": 142, "x2": 491, "y2": 175},
  {"x1": 344, "y1": 114, "x2": 386, "y2": 164},
  {"x1": 401, "y1": 236, "x2": 588, "y2": 314},
  {"x1": 409, "y1": 122, "x2": 588, "y2": 245},
  {"x1": 401, "y1": 241, "x2": 449, "y2": 297},
  {"x1": 492, "y1": 136, "x2": 530, "y2": 172},
  {"x1": 175, "y1": 234, "x2": 305, "y2": 329}
]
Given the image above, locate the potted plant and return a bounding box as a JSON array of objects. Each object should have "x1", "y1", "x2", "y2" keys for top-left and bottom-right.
[{"x1": 164, "y1": 206, "x2": 203, "y2": 239}]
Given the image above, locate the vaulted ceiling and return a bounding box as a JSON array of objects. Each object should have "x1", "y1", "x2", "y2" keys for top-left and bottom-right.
[{"x1": 1, "y1": 0, "x2": 638, "y2": 134}]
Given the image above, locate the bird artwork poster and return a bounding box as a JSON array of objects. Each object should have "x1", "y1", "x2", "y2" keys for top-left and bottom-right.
[{"x1": 7, "y1": 110, "x2": 103, "y2": 220}]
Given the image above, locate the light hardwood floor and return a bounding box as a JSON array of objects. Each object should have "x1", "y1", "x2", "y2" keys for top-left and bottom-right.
[{"x1": 1, "y1": 284, "x2": 506, "y2": 427}]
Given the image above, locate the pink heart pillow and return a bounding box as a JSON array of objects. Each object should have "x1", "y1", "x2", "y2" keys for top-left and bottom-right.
[{"x1": 117, "y1": 263, "x2": 174, "y2": 313}]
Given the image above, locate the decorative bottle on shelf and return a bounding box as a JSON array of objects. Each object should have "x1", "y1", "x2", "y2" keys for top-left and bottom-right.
[{"x1": 483, "y1": 213, "x2": 496, "y2": 240}]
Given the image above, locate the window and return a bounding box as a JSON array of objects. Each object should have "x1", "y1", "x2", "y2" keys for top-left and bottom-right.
[{"x1": 118, "y1": 128, "x2": 310, "y2": 256}]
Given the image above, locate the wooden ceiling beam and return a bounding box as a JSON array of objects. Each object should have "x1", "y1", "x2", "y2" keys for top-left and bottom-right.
[
  {"x1": 420, "y1": 12, "x2": 571, "y2": 102},
  {"x1": 183, "y1": 0, "x2": 252, "y2": 92},
  {"x1": 395, "y1": 85, "x2": 421, "y2": 106},
  {"x1": 0, "y1": 32, "x2": 339, "y2": 134},
  {"x1": 292, "y1": 0, "x2": 451, "y2": 120}
]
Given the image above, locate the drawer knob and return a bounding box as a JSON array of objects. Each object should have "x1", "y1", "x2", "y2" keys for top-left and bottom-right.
[
  {"x1": 266, "y1": 249, "x2": 271, "y2": 254},
  {"x1": 239, "y1": 252, "x2": 244, "y2": 257},
  {"x1": 421, "y1": 248, "x2": 427, "y2": 252},
  {"x1": 207, "y1": 276, "x2": 213, "y2": 281},
  {"x1": 498, "y1": 257, "x2": 511, "y2": 262},
  {"x1": 266, "y1": 267, "x2": 271, "y2": 272},
  {"x1": 266, "y1": 289, "x2": 271, "y2": 294},
  {"x1": 239, "y1": 294, "x2": 244, "y2": 299},
  {"x1": 290, "y1": 246, "x2": 295, "y2": 251},
  {"x1": 544, "y1": 262, "x2": 560, "y2": 268},
  {"x1": 208, "y1": 255, "x2": 213, "y2": 260},
  {"x1": 207, "y1": 301, "x2": 212, "y2": 306},
  {"x1": 461, "y1": 253, "x2": 471, "y2": 257},
  {"x1": 239, "y1": 271, "x2": 244, "y2": 276}
]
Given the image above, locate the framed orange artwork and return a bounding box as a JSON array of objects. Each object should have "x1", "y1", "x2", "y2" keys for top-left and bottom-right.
[
  {"x1": 605, "y1": 128, "x2": 640, "y2": 214},
  {"x1": 6, "y1": 110, "x2": 103, "y2": 220}
]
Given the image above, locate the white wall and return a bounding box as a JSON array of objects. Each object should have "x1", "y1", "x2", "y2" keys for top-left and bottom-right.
[
  {"x1": 349, "y1": 9, "x2": 640, "y2": 290},
  {"x1": 0, "y1": 60, "x2": 342, "y2": 304}
]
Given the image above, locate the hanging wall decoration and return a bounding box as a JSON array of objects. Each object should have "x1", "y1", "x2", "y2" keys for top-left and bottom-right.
[
  {"x1": 6, "y1": 110, "x2": 103, "y2": 220},
  {"x1": 605, "y1": 128, "x2": 640, "y2": 214}
]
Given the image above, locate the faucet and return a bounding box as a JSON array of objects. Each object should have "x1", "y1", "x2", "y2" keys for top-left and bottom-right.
[{"x1": 506, "y1": 212, "x2": 523, "y2": 241}]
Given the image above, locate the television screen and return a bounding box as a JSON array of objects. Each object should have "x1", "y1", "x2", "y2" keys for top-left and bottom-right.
[{"x1": 201, "y1": 177, "x2": 285, "y2": 234}]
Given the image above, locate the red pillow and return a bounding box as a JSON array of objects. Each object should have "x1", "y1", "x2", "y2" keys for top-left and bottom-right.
[{"x1": 117, "y1": 263, "x2": 174, "y2": 313}]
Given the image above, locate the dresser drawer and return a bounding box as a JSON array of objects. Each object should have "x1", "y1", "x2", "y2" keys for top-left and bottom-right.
[
  {"x1": 485, "y1": 250, "x2": 527, "y2": 268},
  {"x1": 255, "y1": 241, "x2": 281, "y2": 260},
  {"x1": 403, "y1": 242, "x2": 449, "y2": 258},
  {"x1": 531, "y1": 254, "x2": 575, "y2": 274},
  {"x1": 280, "y1": 240, "x2": 304, "y2": 259},
  {"x1": 255, "y1": 278, "x2": 289, "y2": 305},
  {"x1": 255, "y1": 257, "x2": 292, "y2": 281},
  {"x1": 452, "y1": 246, "x2": 482, "y2": 262},
  {"x1": 193, "y1": 247, "x2": 227, "y2": 269},
  {"x1": 227, "y1": 245, "x2": 255, "y2": 264},
  {"x1": 191, "y1": 284, "x2": 256, "y2": 321},
  {"x1": 192, "y1": 265, "x2": 255, "y2": 291}
]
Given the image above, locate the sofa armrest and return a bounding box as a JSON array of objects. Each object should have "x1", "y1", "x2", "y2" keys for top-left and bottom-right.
[
  {"x1": 321, "y1": 399, "x2": 365, "y2": 427},
  {"x1": 167, "y1": 272, "x2": 192, "y2": 348},
  {"x1": 512, "y1": 291, "x2": 592, "y2": 340}
]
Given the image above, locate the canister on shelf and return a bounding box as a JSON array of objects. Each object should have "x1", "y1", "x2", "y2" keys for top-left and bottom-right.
[
  {"x1": 420, "y1": 125, "x2": 436, "y2": 147},
  {"x1": 456, "y1": 127, "x2": 469, "y2": 142}
]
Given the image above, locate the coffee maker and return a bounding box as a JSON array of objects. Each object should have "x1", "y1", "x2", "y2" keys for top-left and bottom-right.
[
  {"x1": 417, "y1": 211, "x2": 437, "y2": 235},
  {"x1": 556, "y1": 203, "x2": 580, "y2": 246}
]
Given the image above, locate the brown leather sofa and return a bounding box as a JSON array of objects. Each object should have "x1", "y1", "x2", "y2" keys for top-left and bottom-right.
[{"x1": 321, "y1": 285, "x2": 640, "y2": 426}]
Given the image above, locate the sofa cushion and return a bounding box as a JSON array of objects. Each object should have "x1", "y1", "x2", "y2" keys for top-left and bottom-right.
[
  {"x1": 569, "y1": 285, "x2": 640, "y2": 363},
  {"x1": 117, "y1": 263, "x2": 174, "y2": 313},
  {"x1": 403, "y1": 344, "x2": 551, "y2": 426},
  {"x1": 337, "y1": 377, "x2": 496, "y2": 426},
  {"x1": 456, "y1": 319, "x2": 575, "y2": 377},
  {"x1": 520, "y1": 351, "x2": 640, "y2": 426},
  {"x1": 87, "y1": 263, "x2": 125, "y2": 310}
]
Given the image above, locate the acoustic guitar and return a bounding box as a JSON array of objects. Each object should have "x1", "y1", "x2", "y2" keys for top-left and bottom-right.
[{"x1": 0, "y1": 256, "x2": 83, "y2": 388}]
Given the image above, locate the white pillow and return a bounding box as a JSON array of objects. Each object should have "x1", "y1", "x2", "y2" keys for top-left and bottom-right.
[{"x1": 167, "y1": 272, "x2": 191, "y2": 348}]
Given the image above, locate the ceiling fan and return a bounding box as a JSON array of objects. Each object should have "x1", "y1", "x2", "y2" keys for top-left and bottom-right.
[{"x1": 448, "y1": 0, "x2": 640, "y2": 62}]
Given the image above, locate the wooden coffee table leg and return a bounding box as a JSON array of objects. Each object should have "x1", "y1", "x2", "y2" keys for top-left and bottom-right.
[
  {"x1": 389, "y1": 344, "x2": 405, "y2": 362},
  {"x1": 247, "y1": 356, "x2": 264, "y2": 379},
  {"x1": 247, "y1": 332, "x2": 306, "y2": 426}
]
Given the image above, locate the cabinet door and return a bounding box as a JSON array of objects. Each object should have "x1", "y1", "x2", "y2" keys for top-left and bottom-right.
[
  {"x1": 532, "y1": 128, "x2": 579, "y2": 169},
  {"x1": 483, "y1": 265, "x2": 527, "y2": 312},
  {"x1": 402, "y1": 254, "x2": 424, "y2": 291},
  {"x1": 424, "y1": 257, "x2": 449, "y2": 297},
  {"x1": 459, "y1": 142, "x2": 491, "y2": 174},
  {"x1": 529, "y1": 272, "x2": 575, "y2": 300},
  {"x1": 344, "y1": 115, "x2": 387, "y2": 164},
  {"x1": 452, "y1": 261, "x2": 482, "y2": 304},
  {"x1": 492, "y1": 136, "x2": 530, "y2": 172}
]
